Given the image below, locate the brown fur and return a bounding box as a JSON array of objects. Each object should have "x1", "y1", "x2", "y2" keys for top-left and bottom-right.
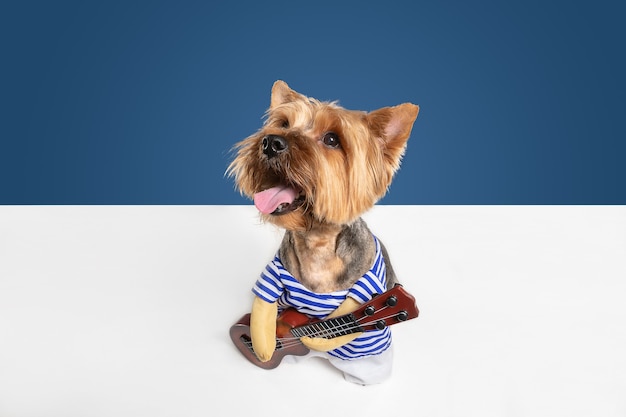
[
  {"x1": 228, "y1": 81, "x2": 419, "y2": 234},
  {"x1": 227, "y1": 81, "x2": 418, "y2": 360}
]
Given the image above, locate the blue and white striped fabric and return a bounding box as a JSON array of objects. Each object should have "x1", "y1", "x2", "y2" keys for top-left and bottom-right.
[{"x1": 252, "y1": 235, "x2": 392, "y2": 360}]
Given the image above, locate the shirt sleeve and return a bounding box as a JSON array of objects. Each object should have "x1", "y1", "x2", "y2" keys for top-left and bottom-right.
[
  {"x1": 347, "y1": 255, "x2": 387, "y2": 304},
  {"x1": 251, "y1": 256, "x2": 285, "y2": 303}
]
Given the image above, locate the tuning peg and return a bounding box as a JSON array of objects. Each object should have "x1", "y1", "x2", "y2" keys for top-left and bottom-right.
[
  {"x1": 385, "y1": 295, "x2": 398, "y2": 307},
  {"x1": 397, "y1": 311, "x2": 408, "y2": 321}
]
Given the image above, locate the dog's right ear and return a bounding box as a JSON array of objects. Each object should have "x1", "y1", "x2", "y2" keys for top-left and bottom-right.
[
  {"x1": 270, "y1": 80, "x2": 305, "y2": 109},
  {"x1": 367, "y1": 103, "x2": 419, "y2": 169}
]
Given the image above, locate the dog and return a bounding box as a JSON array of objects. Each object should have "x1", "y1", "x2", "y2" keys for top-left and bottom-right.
[{"x1": 228, "y1": 81, "x2": 418, "y2": 384}]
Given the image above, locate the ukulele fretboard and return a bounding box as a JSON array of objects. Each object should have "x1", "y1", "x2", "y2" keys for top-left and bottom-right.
[{"x1": 289, "y1": 313, "x2": 364, "y2": 339}]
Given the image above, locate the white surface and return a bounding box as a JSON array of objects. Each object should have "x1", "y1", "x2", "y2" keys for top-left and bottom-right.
[{"x1": 1, "y1": 205, "x2": 625, "y2": 417}]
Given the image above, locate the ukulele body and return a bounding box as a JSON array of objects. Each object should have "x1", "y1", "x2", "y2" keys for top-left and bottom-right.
[{"x1": 229, "y1": 309, "x2": 312, "y2": 369}]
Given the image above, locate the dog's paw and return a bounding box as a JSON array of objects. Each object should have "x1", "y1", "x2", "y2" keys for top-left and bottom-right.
[
  {"x1": 252, "y1": 337, "x2": 276, "y2": 362},
  {"x1": 300, "y1": 333, "x2": 362, "y2": 352},
  {"x1": 250, "y1": 296, "x2": 278, "y2": 362}
]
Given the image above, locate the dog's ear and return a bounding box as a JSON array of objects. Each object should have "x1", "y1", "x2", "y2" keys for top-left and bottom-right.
[
  {"x1": 270, "y1": 80, "x2": 306, "y2": 109},
  {"x1": 367, "y1": 103, "x2": 419, "y2": 167}
]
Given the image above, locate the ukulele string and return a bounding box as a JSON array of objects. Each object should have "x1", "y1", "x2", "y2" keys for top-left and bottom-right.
[
  {"x1": 241, "y1": 305, "x2": 408, "y2": 352},
  {"x1": 286, "y1": 304, "x2": 397, "y2": 341},
  {"x1": 246, "y1": 309, "x2": 406, "y2": 351}
]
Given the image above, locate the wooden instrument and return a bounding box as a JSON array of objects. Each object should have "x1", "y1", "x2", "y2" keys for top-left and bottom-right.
[{"x1": 229, "y1": 284, "x2": 419, "y2": 369}]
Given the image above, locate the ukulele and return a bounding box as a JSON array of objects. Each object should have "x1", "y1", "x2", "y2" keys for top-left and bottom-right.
[{"x1": 229, "y1": 284, "x2": 419, "y2": 369}]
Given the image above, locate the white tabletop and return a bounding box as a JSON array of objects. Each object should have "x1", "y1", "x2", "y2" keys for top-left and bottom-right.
[{"x1": 1, "y1": 205, "x2": 624, "y2": 417}]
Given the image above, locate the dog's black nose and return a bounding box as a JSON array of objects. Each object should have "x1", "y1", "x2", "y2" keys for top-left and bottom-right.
[{"x1": 262, "y1": 135, "x2": 288, "y2": 158}]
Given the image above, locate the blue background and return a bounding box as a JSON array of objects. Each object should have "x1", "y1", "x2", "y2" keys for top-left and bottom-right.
[{"x1": 1, "y1": 1, "x2": 624, "y2": 205}]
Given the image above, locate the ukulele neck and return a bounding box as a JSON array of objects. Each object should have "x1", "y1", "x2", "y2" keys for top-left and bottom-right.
[{"x1": 290, "y1": 314, "x2": 363, "y2": 339}]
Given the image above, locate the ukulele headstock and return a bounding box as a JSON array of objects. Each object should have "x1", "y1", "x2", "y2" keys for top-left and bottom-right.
[{"x1": 352, "y1": 284, "x2": 419, "y2": 331}]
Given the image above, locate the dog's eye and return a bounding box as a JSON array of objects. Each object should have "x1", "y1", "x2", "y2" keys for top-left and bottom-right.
[
  {"x1": 281, "y1": 120, "x2": 289, "y2": 128},
  {"x1": 322, "y1": 132, "x2": 340, "y2": 149}
]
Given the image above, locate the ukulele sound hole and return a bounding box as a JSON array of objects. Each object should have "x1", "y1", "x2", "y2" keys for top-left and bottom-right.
[
  {"x1": 239, "y1": 335, "x2": 283, "y2": 352},
  {"x1": 239, "y1": 335, "x2": 255, "y2": 353}
]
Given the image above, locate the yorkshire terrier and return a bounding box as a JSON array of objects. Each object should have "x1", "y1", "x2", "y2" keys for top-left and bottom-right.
[{"x1": 228, "y1": 81, "x2": 418, "y2": 384}]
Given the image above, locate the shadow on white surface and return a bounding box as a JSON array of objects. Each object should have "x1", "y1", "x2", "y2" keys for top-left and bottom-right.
[{"x1": 1, "y1": 206, "x2": 625, "y2": 417}]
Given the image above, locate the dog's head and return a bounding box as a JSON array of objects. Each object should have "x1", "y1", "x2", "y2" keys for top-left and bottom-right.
[{"x1": 228, "y1": 81, "x2": 419, "y2": 231}]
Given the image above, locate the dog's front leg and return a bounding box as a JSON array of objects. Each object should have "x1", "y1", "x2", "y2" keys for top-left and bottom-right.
[
  {"x1": 301, "y1": 297, "x2": 363, "y2": 352},
  {"x1": 250, "y1": 296, "x2": 278, "y2": 362}
]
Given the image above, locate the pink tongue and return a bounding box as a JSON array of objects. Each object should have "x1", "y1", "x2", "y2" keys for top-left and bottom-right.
[{"x1": 254, "y1": 186, "x2": 298, "y2": 214}]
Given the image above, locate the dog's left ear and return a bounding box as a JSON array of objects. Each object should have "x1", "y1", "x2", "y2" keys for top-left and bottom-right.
[
  {"x1": 367, "y1": 103, "x2": 420, "y2": 167},
  {"x1": 270, "y1": 80, "x2": 307, "y2": 109}
]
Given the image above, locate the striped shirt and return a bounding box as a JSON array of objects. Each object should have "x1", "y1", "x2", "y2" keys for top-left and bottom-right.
[{"x1": 252, "y1": 235, "x2": 392, "y2": 360}]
